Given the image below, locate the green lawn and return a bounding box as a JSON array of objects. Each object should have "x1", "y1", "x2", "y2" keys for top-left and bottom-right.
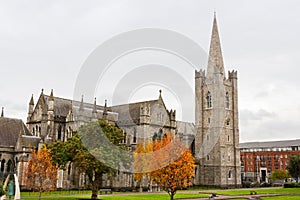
[{"x1": 19, "y1": 187, "x2": 300, "y2": 199}]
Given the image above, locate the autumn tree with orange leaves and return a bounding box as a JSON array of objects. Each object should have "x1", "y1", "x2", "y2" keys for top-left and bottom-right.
[
  {"x1": 134, "y1": 134, "x2": 195, "y2": 200},
  {"x1": 26, "y1": 146, "x2": 58, "y2": 200}
]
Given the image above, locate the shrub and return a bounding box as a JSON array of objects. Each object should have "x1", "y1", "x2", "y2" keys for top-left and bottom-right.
[
  {"x1": 0, "y1": 184, "x2": 5, "y2": 196},
  {"x1": 283, "y1": 182, "x2": 300, "y2": 188}
]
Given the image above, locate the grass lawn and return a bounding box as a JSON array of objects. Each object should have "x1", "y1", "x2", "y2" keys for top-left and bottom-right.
[{"x1": 19, "y1": 187, "x2": 300, "y2": 199}]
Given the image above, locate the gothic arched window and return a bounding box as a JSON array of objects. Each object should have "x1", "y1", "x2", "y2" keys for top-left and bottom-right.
[
  {"x1": 133, "y1": 128, "x2": 137, "y2": 143},
  {"x1": 206, "y1": 91, "x2": 212, "y2": 108},
  {"x1": 7, "y1": 160, "x2": 12, "y2": 173},
  {"x1": 0, "y1": 159, "x2": 5, "y2": 172},
  {"x1": 228, "y1": 170, "x2": 232, "y2": 179},
  {"x1": 225, "y1": 92, "x2": 230, "y2": 109},
  {"x1": 67, "y1": 163, "x2": 72, "y2": 180},
  {"x1": 38, "y1": 126, "x2": 41, "y2": 137},
  {"x1": 57, "y1": 125, "x2": 62, "y2": 141}
]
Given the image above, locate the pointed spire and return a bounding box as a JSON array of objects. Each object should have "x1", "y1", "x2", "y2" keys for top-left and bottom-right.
[
  {"x1": 79, "y1": 95, "x2": 84, "y2": 111},
  {"x1": 103, "y1": 100, "x2": 108, "y2": 119},
  {"x1": 49, "y1": 89, "x2": 54, "y2": 101},
  {"x1": 92, "y1": 97, "x2": 97, "y2": 114},
  {"x1": 1, "y1": 107, "x2": 4, "y2": 117},
  {"x1": 41, "y1": 88, "x2": 44, "y2": 95},
  {"x1": 207, "y1": 13, "x2": 225, "y2": 77},
  {"x1": 29, "y1": 94, "x2": 34, "y2": 105},
  {"x1": 159, "y1": 89, "x2": 162, "y2": 99}
]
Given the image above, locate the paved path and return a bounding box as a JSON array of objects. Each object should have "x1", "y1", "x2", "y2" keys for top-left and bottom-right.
[{"x1": 178, "y1": 193, "x2": 283, "y2": 200}]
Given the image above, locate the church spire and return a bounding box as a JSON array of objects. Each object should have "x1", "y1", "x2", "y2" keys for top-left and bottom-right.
[
  {"x1": 207, "y1": 13, "x2": 225, "y2": 78},
  {"x1": 92, "y1": 97, "x2": 97, "y2": 114},
  {"x1": 79, "y1": 95, "x2": 84, "y2": 111},
  {"x1": 29, "y1": 94, "x2": 34, "y2": 105},
  {"x1": 49, "y1": 89, "x2": 54, "y2": 101},
  {"x1": 103, "y1": 100, "x2": 108, "y2": 119}
]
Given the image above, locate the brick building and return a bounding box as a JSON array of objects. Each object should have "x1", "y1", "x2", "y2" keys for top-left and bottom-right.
[{"x1": 240, "y1": 139, "x2": 300, "y2": 183}]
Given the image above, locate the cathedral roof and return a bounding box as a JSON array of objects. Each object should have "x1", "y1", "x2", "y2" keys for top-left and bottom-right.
[
  {"x1": 0, "y1": 117, "x2": 31, "y2": 147},
  {"x1": 110, "y1": 99, "x2": 158, "y2": 124}
]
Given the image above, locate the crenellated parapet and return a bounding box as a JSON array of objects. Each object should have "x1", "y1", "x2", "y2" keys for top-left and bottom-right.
[
  {"x1": 195, "y1": 69, "x2": 206, "y2": 79},
  {"x1": 228, "y1": 70, "x2": 238, "y2": 79}
]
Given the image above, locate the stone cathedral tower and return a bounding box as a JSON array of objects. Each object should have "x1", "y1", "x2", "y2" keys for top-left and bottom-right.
[{"x1": 194, "y1": 14, "x2": 241, "y2": 188}]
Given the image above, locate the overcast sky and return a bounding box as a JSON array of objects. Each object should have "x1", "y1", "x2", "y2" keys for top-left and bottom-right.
[{"x1": 1, "y1": 0, "x2": 299, "y2": 142}]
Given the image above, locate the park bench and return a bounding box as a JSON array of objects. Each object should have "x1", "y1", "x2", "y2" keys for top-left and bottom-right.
[
  {"x1": 99, "y1": 188, "x2": 112, "y2": 195},
  {"x1": 209, "y1": 193, "x2": 217, "y2": 199}
]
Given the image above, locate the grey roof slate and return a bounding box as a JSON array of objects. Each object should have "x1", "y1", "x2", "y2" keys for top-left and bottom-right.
[{"x1": 0, "y1": 117, "x2": 31, "y2": 146}]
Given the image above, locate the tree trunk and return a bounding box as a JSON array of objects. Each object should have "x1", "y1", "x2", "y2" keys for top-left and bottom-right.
[
  {"x1": 91, "y1": 183, "x2": 98, "y2": 199},
  {"x1": 170, "y1": 193, "x2": 174, "y2": 200},
  {"x1": 89, "y1": 173, "x2": 101, "y2": 200}
]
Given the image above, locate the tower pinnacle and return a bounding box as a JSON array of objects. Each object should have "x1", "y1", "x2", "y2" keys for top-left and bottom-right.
[{"x1": 207, "y1": 13, "x2": 225, "y2": 77}]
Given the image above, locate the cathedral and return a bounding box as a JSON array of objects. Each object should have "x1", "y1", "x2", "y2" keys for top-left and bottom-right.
[{"x1": 0, "y1": 15, "x2": 241, "y2": 189}]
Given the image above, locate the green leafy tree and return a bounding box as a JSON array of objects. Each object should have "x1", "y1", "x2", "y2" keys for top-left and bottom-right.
[
  {"x1": 287, "y1": 155, "x2": 300, "y2": 182},
  {"x1": 48, "y1": 119, "x2": 129, "y2": 199},
  {"x1": 270, "y1": 170, "x2": 290, "y2": 181}
]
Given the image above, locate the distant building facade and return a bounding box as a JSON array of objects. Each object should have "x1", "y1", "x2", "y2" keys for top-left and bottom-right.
[{"x1": 240, "y1": 139, "x2": 300, "y2": 183}]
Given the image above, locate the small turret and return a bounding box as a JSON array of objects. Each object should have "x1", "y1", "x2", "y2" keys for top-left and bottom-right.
[
  {"x1": 169, "y1": 109, "x2": 176, "y2": 129},
  {"x1": 79, "y1": 95, "x2": 84, "y2": 111},
  {"x1": 27, "y1": 94, "x2": 34, "y2": 122},
  {"x1": 103, "y1": 100, "x2": 108, "y2": 119},
  {"x1": 92, "y1": 97, "x2": 97, "y2": 120},
  {"x1": 48, "y1": 89, "x2": 54, "y2": 111}
]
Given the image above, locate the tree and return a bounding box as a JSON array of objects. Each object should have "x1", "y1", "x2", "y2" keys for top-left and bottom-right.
[
  {"x1": 49, "y1": 119, "x2": 128, "y2": 199},
  {"x1": 26, "y1": 146, "x2": 58, "y2": 200},
  {"x1": 270, "y1": 170, "x2": 290, "y2": 181},
  {"x1": 287, "y1": 155, "x2": 300, "y2": 182},
  {"x1": 133, "y1": 142, "x2": 153, "y2": 192},
  {"x1": 134, "y1": 134, "x2": 195, "y2": 200}
]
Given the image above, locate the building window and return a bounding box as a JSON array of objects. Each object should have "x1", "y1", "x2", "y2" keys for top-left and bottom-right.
[
  {"x1": 133, "y1": 128, "x2": 137, "y2": 143},
  {"x1": 67, "y1": 163, "x2": 72, "y2": 180},
  {"x1": 123, "y1": 131, "x2": 127, "y2": 143},
  {"x1": 208, "y1": 118, "x2": 210, "y2": 124},
  {"x1": 228, "y1": 170, "x2": 232, "y2": 179},
  {"x1": 268, "y1": 155, "x2": 272, "y2": 161},
  {"x1": 225, "y1": 92, "x2": 229, "y2": 109},
  {"x1": 207, "y1": 155, "x2": 210, "y2": 161},
  {"x1": 228, "y1": 155, "x2": 231, "y2": 161},
  {"x1": 227, "y1": 135, "x2": 230, "y2": 142},
  {"x1": 0, "y1": 159, "x2": 5, "y2": 172},
  {"x1": 206, "y1": 92, "x2": 212, "y2": 108},
  {"x1": 6, "y1": 160, "x2": 12, "y2": 173},
  {"x1": 57, "y1": 125, "x2": 62, "y2": 141}
]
